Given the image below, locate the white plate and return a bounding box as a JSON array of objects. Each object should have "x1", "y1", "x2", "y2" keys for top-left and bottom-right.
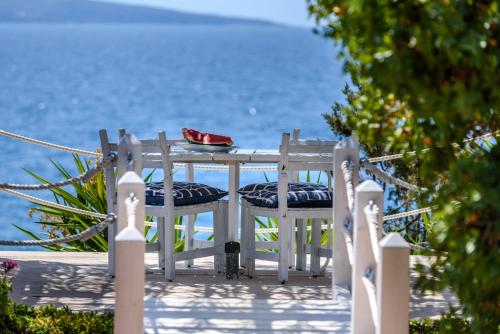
[{"x1": 177, "y1": 142, "x2": 237, "y2": 153}]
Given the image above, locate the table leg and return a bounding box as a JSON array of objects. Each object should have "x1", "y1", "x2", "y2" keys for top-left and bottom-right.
[
  {"x1": 185, "y1": 163, "x2": 195, "y2": 267},
  {"x1": 227, "y1": 162, "x2": 240, "y2": 242}
]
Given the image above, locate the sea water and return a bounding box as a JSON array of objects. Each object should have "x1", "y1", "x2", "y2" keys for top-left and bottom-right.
[{"x1": 0, "y1": 24, "x2": 345, "y2": 248}]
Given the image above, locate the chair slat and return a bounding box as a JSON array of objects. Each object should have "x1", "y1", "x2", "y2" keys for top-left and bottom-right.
[
  {"x1": 288, "y1": 144, "x2": 336, "y2": 154},
  {"x1": 288, "y1": 162, "x2": 333, "y2": 171}
]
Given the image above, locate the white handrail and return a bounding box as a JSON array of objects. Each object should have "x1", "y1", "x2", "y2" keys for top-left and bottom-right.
[
  {"x1": 362, "y1": 274, "x2": 378, "y2": 326},
  {"x1": 332, "y1": 135, "x2": 359, "y2": 293},
  {"x1": 342, "y1": 229, "x2": 354, "y2": 266},
  {"x1": 365, "y1": 204, "x2": 381, "y2": 263}
]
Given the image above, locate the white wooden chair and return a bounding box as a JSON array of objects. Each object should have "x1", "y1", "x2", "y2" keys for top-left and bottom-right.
[
  {"x1": 100, "y1": 129, "x2": 228, "y2": 281},
  {"x1": 240, "y1": 132, "x2": 336, "y2": 283}
]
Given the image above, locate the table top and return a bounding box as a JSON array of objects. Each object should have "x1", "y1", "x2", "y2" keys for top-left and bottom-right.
[{"x1": 146, "y1": 148, "x2": 333, "y2": 164}]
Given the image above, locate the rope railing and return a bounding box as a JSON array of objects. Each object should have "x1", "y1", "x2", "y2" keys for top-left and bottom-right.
[
  {"x1": 361, "y1": 159, "x2": 425, "y2": 193},
  {"x1": 367, "y1": 152, "x2": 417, "y2": 163},
  {"x1": 382, "y1": 206, "x2": 433, "y2": 222},
  {"x1": 178, "y1": 164, "x2": 278, "y2": 171},
  {"x1": 0, "y1": 213, "x2": 116, "y2": 246},
  {"x1": 0, "y1": 188, "x2": 156, "y2": 227},
  {"x1": 0, "y1": 153, "x2": 117, "y2": 190},
  {"x1": 364, "y1": 202, "x2": 432, "y2": 251},
  {"x1": 366, "y1": 130, "x2": 499, "y2": 163},
  {"x1": 341, "y1": 159, "x2": 355, "y2": 212},
  {"x1": 0, "y1": 130, "x2": 103, "y2": 157}
]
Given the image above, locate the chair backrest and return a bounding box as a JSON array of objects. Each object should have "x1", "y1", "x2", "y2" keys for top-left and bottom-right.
[
  {"x1": 281, "y1": 131, "x2": 336, "y2": 173},
  {"x1": 99, "y1": 129, "x2": 185, "y2": 215},
  {"x1": 277, "y1": 131, "x2": 336, "y2": 212}
]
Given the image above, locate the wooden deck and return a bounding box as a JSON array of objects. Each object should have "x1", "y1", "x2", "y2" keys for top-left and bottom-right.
[
  {"x1": 2, "y1": 251, "x2": 458, "y2": 333},
  {"x1": 143, "y1": 297, "x2": 351, "y2": 333}
]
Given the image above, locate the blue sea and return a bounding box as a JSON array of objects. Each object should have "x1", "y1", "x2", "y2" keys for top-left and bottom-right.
[{"x1": 0, "y1": 24, "x2": 345, "y2": 249}]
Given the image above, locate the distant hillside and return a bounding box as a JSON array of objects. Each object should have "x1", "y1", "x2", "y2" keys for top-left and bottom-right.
[{"x1": 0, "y1": 0, "x2": 274, "y2": 25}]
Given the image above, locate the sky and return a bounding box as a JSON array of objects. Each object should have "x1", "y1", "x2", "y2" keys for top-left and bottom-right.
[{"x1": 101, "y1": 0, "x2": 314, "y2": 27}]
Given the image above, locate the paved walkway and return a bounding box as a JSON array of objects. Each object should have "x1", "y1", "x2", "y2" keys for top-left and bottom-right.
[{"x1": 2, "y1": 251, "x2": 458, "y2": 333}]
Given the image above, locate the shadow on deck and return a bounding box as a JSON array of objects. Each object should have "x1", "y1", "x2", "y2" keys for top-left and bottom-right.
[{"x1": 1, "y1": 252, "x2": 458, "y2": 333}]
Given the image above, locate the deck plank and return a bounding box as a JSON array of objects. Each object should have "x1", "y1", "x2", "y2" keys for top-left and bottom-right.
[{"x1": 144, "y1": 297, "x2": 351, "y2": 333}]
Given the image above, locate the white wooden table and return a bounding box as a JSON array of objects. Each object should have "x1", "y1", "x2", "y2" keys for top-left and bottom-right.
[{"x1": 144, "y1": 148, "x2": 333, "y2": 242}]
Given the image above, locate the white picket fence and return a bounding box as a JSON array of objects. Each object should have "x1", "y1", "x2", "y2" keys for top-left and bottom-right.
[
  {"x1": 332, "y1": 135, "x2": 410, "y2": 334},
  {"x1": 113, "y1": 133, "x2": 410, "y2": 333}
]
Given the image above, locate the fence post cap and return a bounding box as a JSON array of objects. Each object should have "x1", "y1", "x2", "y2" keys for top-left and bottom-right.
[
  {"x1": 118, "y1": 171, "x2": 144, "y2": 185},
  {"x1": 380, "y1": 232, "x2": 409, "y2": 248},
  {"x1": 334, "y1": 135, "x2": 359, "y2": 150},
  {"x1": 119, "y1": 133, "x2": 140, "y2": 145},
  {"x1": 115, "y1": 225, "x2": 145, "y2": 242},
  {"x1": 350, "y1": 132, "x2": 359, "y2": 144},
  {"x1": 355, "y1": 179, "x2": 382, "y2": 193}
]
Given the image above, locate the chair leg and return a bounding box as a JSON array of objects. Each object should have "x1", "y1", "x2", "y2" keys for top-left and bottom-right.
[
  {"x1": 295, "y1": 219, "x2": 307, "y2": 271},
  {"x1": 214, "y1": 201, "x2": 228, "y2": 273},
  {"x1": 246, "y1": 213, "x2": 256, "y2": 278},
  {"x1": 157, "y1": 217, "x2": 165, "y2": 270},
  {"x1": 240, "y1": 202, "x2": 247, "y2": 268},
  {"x1": 164, "y1": 215, "x2": 175, "y2": 281},
  {"x1": 184, "y1": 214, "x2": 195, "y2": 268},
  {"x1": 278, "y1": 217, "x2": 291, "y2": 283},
  {"x1": 311, "y1": 218, "x2": 322, "y2": 277},
  {"x1": 288, "y1": 219, "x2": 295, "y2": 269}
]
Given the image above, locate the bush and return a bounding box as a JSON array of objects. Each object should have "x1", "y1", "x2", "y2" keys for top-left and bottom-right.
[
  {"x1": 3, "y1": 304, "x2": 113, "y2": 334},
  {"x1": 410, "y1": 311, "x2": 472, "y2": 334},
  {"x1": 309, "y1": 1, "x2": 500, "y2": 331},
  {"x1": 1, "y1": 278, "x2": 112, "y2": 334}
]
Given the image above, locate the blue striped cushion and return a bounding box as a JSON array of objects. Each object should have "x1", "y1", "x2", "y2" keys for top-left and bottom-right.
[
  {"x1": 238, "y1": 182, "x2": 279, "y2": 194},
  {"x1": 239, "y1": 182, "x2": 332, "y2": 208},
  {"x1": 146, "y1": 182, "x2": 228, "y2": 206}
]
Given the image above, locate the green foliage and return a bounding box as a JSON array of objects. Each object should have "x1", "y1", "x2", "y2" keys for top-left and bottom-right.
[
  {"x1": 20, "y1": 154, "x2": 187, "y2": 252},
  {"x1": 2, "y1": 272, "x2": 112, "y2": 334},
  {"x1": 309, "y1": 0, "x2": 499, "y2": 146},
  {"x1": 0, "y1": 281, "x2": 11, "y2": 330},
  {"x1": 323, "y1": 82, "x2": 428, "y2": 246},
  {"x1": 415, "y1": 143, "x2": 500, "y2": 331},
  {"x1": 410, "y1": 310, "x2": 471, "y2": 334},
  {"x1": 6, "y1": 305, "x2": 113, "y2": 334},
  {"x1": 309, "y1": 0, "x2": 500, "y2": 332},
  {"x1": 20, "y1": 155, "x2": 113, "y2": 251},
  {"x1": 0, "y1": 281, "x2": 112, "y2": 334}
]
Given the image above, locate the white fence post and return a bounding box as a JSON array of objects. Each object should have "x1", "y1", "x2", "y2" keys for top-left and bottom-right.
[
  {"x1": 116, "y1": 134, "x2": 144, "y2": 234},
  {"x1": 351, "y1": 180, "x2": 383, "y2": 334},
  {"x1": 332, "y1": 135, "x2": 359, "y2": 291},
  {"x1": 114, "y1": 134, "x2": 145, "y2": 334},
  {"x1": 99, "y1": 129, "x2": 118, "y2": 276},
  {"x1": 377, "y1": 233, "x2": 410, "y2": 334},
  {"x1": 118, "y1": 133, "x2": 142, "y2": 180}
]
